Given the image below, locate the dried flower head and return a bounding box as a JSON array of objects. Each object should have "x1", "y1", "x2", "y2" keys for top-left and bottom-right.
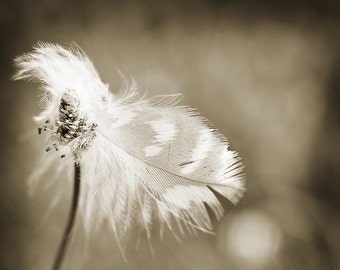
[{"x1": 46, "y1": 90, "x2": 98, "y2": 162}]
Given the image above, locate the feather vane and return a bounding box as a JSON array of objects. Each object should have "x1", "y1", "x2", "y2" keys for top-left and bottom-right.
[{"x1": 13, "y1": 42, "x2": 245, "y2": 243}]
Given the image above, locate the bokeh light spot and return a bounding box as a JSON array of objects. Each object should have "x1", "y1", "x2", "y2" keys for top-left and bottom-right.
[{"x1": 221, "y1": 210, "x2": 282, "y2": 267}]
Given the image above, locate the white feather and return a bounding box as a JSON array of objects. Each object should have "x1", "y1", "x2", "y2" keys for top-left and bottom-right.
[{"x1": 13, "y1": 42, "x2": 246, "y2": 243}]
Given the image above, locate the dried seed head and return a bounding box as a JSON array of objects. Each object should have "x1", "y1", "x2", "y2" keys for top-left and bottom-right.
[{"x1": 41, "y1": 91, "x2": 97, "y2": 162}]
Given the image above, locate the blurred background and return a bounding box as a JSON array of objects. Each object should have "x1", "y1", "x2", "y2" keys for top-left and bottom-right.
[{"x1": 1, "y1": 0, "x2": 339, "y2": 269}]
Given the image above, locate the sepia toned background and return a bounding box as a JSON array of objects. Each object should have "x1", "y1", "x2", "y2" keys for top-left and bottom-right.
[{"x1": 1, "y1": 0, "x2": 339, "y2": 269}]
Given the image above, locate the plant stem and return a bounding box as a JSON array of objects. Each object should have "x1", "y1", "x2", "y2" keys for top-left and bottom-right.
[{"x1": 53, "y1": 163, "x2": 81, "y2": 270}]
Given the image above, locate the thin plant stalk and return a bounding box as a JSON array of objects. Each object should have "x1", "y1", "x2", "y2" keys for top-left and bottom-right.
[{"x1": 53, "y1": 163, "x2": 81, "y2": 270}]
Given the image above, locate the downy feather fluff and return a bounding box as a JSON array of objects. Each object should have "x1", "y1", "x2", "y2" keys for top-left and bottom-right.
[{"x1": 13, "y1": 42, "x2": 245, "y2": 243}]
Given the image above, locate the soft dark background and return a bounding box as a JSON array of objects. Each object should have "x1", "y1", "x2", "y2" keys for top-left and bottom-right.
[{"x1": 1, "y1": 1, "x2": 339, "y2": 269}]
